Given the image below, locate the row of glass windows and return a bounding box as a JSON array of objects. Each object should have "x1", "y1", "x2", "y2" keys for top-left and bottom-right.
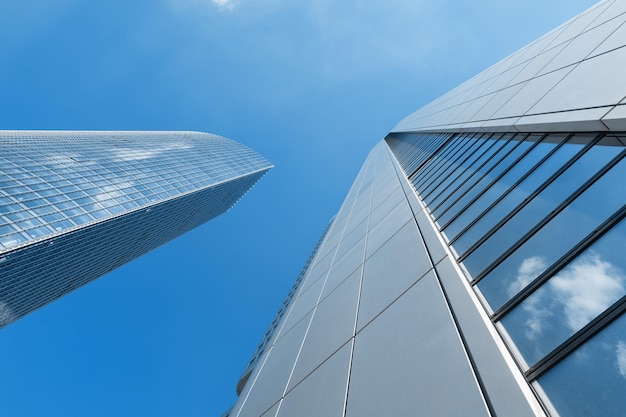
[
  {"x1": 0, "y1": 132, "x2": 270, "y2": 253},
  {"x1": 387, "y1": 131, "x2": 626, "y2": 417},
  {"x1": 0, "y1": 170, "x2": 265, "y2": 329}
]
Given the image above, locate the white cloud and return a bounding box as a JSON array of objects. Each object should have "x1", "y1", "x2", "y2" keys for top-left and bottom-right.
[
  {"x1": 211, "y1": 0, "x2": 234, "y2": 10},
  {"x1": 508, "y1": 256, "x2": 547, "y2": 297},
  {"x1": 512, "y1": 252, "x2": 625, "y2": 342},
  {"x1": 112, "y1": 142, "x2": 192, "y2": 161},
  {"x1": 550, "y1": 252, "x2": 624, "y2": 331},
  {"x1": 520, "y1": 290, "x2": 551, "y2": 340},
  {"x1": 616, "y1": 341, "x2": 626, "y2": 379}
]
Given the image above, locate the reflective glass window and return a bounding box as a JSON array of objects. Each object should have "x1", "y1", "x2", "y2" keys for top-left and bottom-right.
[
  {"x1": 444, "y1": 137, "x2": 558, "y2": 241},
  {"x1": 501, "y1": 216, "x2": 626, "y2": 365},
  {"x1": 421, "y1": 136, "x2": 482, "y2": 198},
  {"x1": 478, "y1": 153, "x2": 626, "y2": 309},
  {"x1": 461, "y1": 139, "x2": 619, "y2": 276},
  {"x1": 434, "y1": 136, "x2": 523, "y2": 222},
  {"x1": 536, "y1": 312, "x2": 626, "y2": 417},
  {"x1": 454, "y1": 138, "x2": 581, "y2": 255},
  {"x1": 428, "y1": 136, "x2": 506, "y2": 212}
]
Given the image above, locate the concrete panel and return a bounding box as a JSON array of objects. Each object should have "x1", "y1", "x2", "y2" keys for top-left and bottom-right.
[{"x1": 346, "y1": 273, "x2": 490, "y2": 417}]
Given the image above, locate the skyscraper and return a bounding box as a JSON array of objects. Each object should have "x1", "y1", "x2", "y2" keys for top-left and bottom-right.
[
  {"x1": 0, "y1": 130, "x2": 272, "y2": 328},
  {"x1": 229, "y1": 1, "x2": 626, "y2": 416}
]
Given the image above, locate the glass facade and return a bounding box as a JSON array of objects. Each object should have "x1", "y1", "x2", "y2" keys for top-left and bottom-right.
[{"x1": 0, "y1": 130, "x2": 272, "y2": 327}]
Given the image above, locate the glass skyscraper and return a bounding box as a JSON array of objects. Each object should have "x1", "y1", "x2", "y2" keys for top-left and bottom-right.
[
  {"x1": 229, "y1": 1, "x2": 626, "y2": 416},
  {"x1": 0, "y1": 130, "x2": 272, "y2": 328}
]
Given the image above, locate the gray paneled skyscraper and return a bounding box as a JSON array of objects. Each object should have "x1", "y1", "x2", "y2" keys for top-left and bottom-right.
[
  {"x1": 0, "y1": 130, "x2": 272, "y2": 327},
  {"x1": 230, "y1": 1, "x2": 626, "y2": 416}
]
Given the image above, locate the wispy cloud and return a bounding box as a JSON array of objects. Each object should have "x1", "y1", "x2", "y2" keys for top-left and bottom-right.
[
  {"x1": 550, "y1": 253, "x2": 624, "y2": 331},
  {"x1": 111, "y1": 142, "x2": 193, "y2": 162},
  {"x1": 616, "y1": 341, "x2": 626, "y2": 379},
  {"x1": 511, "y1": 252, "x2": 625, "y2": 342},
  {"x1": 508, "y1": 256, "x2": 547, "y2": 297},
  {"x1": 211, "y1": 0, "x2": 234, "y2": 10}
]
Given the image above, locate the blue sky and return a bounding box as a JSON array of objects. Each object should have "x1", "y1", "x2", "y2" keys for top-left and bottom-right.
[{"x1": 0, "y1": 0, "x2": 597, "y2": 415}]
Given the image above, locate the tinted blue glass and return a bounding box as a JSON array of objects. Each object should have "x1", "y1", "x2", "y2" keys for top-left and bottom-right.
[
  {"x1": 501, "y1": 216, "x2": 626, "y2": 365},
  {"x1": 421, "y1": 136, "x2": 482, "y2": 199},
  {"x1": 435, "y1": 138, "x2": 530, "y2": 225},
  {"x1": 461, "y1": 139, "x2": 619, "y2": 277},
  {"x1": 0, "y1": 168, "x2": 268, "y2": 326},
  {"x1": 454, "y1": 138, "x2": 581, "y2": 256},
  {"x1": 444, "y1": 137, "x2": 557, "y2": 241},
  {"x1": 0, "y1": 131, "x2": 270, "y2": 252},
  {"x1": 478, "y1": 153, "x2": 626, "y2": 309},
  {"x1": 536, "y1": 311, "x2": 626, "y2": 417},
  {"x1": 428, "y1": 136, "x2": 506, "y2": 212},
  {"x1": 413, "y1": 135, "x2": 472, "y2": 190}
]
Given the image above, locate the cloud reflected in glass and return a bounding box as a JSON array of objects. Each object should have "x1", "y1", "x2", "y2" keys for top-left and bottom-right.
[{"x1": 503, "y1": 251, "x2": 625, "y2": 365}]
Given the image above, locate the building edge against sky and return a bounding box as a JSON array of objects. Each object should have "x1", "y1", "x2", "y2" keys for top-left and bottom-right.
[
  {"x1": 0, "y1": 130, "x2": 272, "y2": 327},
  {"x1": 229, "y1": 1, "x2": 626, "y2": 416}
]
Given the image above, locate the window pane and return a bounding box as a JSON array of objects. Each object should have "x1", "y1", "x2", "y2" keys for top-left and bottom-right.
[
  {"x1": 444, "y1": 137, "x2": 557, "y2": 241},
  {"x1": 421, "y1": 136, "x2": 483, "y2": 200},
  {"x1": 437, "y1": 138, "x2": 531, "y2": 226},
  {"x1": 501, "y1": 217, "x2": 626, "y2": 365},
  {"x1": 477, "y1": 153, "x2": 626, "y2": 310},
  {"x1": 454, "y1": 137, "x2": 582, "y2": 256},
  {"x1": 536, "y1": 311, "x2": 626, "y2": 417},
  {"x1": 462, "y1": 139, "x2": 620, "y2": 277},
  {"x1": 429, "y1": 136, "x2": 508, "y2": 213}
]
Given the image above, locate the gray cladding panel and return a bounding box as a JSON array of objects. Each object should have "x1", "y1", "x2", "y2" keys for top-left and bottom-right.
[
  {"x1": 435, "y1": 257, "x2": 542, "y2": 417},
  {"x1": 358, "y1": 219, "x2": 432, "y2": 330},
  {"x1": 346, "y1": 273, "x2": 490, "y2": 417},
  {"x1": 235, "y1": 311, "x2": 312, "y2": 417},
  {"x1": 366, "y1": 200, "x2": 413, "y2": 258},
  {"x1": 288, "y1": 271, "x2": 360, "y2": 389},
  {"x1": 277, "y1": 344, "x2": 351, "y2": 417},
  {"x1": 392, "y1": 1, "x2": 626, "y2": 133},
  {"x1": 277, "y1": 277, "x2": 323, "y2": 338}
]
